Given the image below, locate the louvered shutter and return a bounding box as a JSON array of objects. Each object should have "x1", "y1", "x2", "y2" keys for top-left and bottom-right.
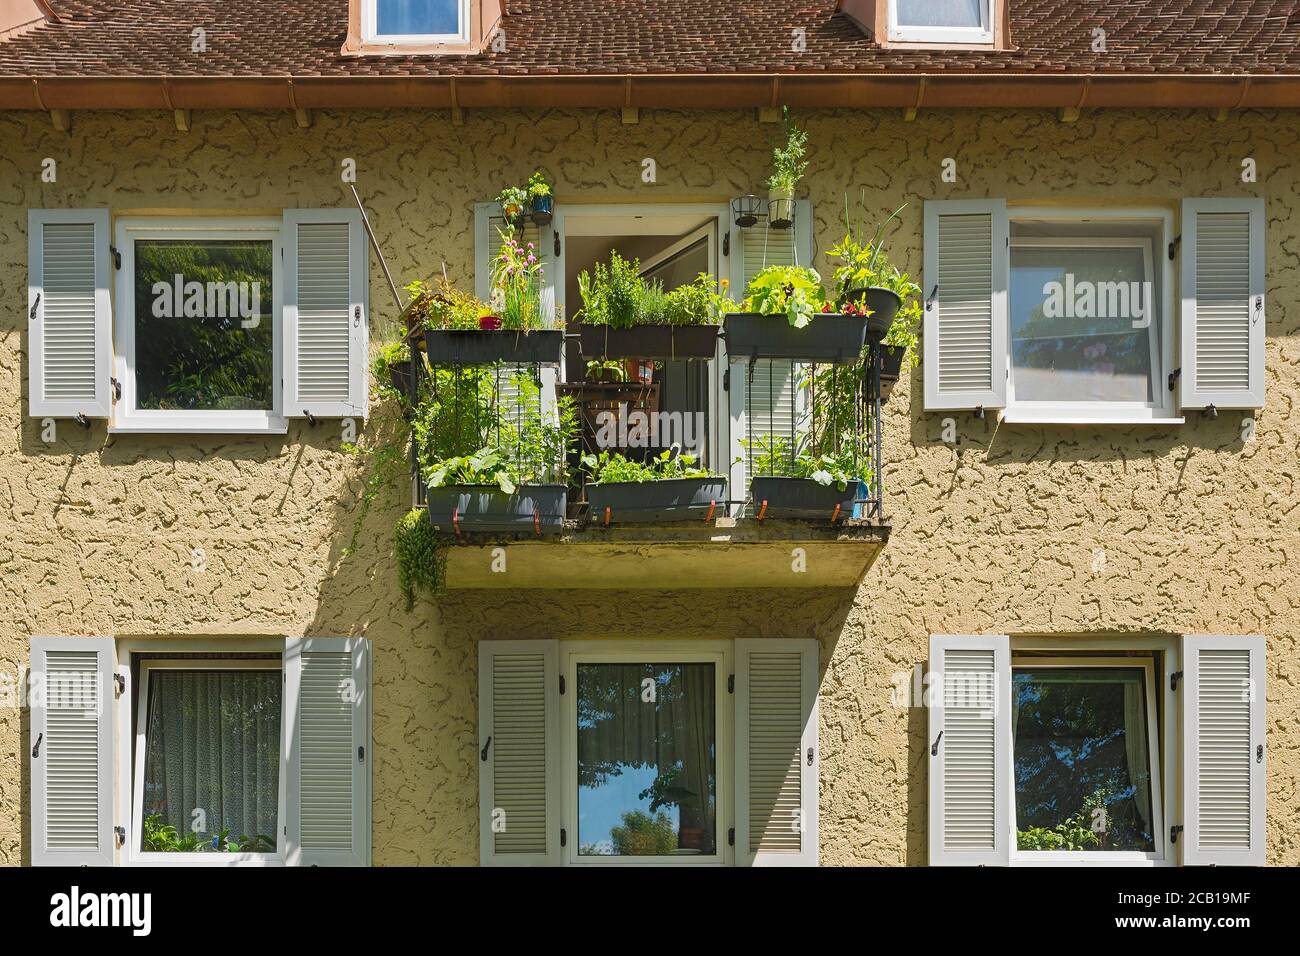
[
  {"x1": 1181, "y1": 635, "x2": 1266, "y2": 866},
  {"x1": 729, "y1": 201, "x2": 811, "y2": 495},
  {"x1": 284, "y1": 637, "x2": 371, "y2": 866},
  {"x1": 283, "y1": 209, "x2": 369, "y2": 419},
  {"x1": 923, "y1": 200, "x2": 1008, "y2": 411},
  {"x1": 29, "y1": 637, "x2": 116, "y2": 866},
  {"x1": 1180, "y1": 199, "x2": 1266, "y2": 410},
  {"x1": 927, "y1": 634, "x2": 1010, "y2": 866},
  {"x1": 478, "y1": 640, "x2": 560, "y2": 866},
  {"x1": 27, "y1": 210, "x2": 112, "y2": 419},
  {"x1": 735, "y1": 638, "x2": 819, "y2": 867}
]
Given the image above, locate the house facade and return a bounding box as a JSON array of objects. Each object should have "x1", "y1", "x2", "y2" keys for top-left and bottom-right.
[{"x1": 0, "y1": 1, "x2": 1294, "y2": 867}]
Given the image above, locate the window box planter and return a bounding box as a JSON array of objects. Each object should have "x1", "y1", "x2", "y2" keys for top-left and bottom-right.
[
  {"x1": 878, "y1": 345, "x2": 905, "y2": 403},
  {"x1": 722, "y1": 313, "x2": 868, "y2": 363},
  {"x1": 750, "y1": 477, "x2": 861, "y2": 523},
  {"x1": 426, "y1": 484, "x2": 568, "y2": 535},
  {"x1": 423, "y1": 329, "x2": 564, "y2": 366},
  {"x1": 576, "y1": 323, "x2": 719, "y2": 360},
  {"x1": 527, "y1": 194, "x2": 554, "y2": 226},
  {"x1": 842, "y1": 287, "x2": 903, "y2": 342},
  {"x1": 586, "y1": 476, "x2": 728, "y2": 525}
]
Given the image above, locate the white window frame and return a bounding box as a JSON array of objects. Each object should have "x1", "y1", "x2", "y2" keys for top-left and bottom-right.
[
  {"x1": 1008, "y1": 649, "x2": 1170, "y2": 867},
  {"x1": 560, "y1": 639, "x2": 733, "y2": 867},
  {"x1": 362, "y1": 0, "x2": 469, "y2": 44},
  {"x1": 112, "y1": 217, "x2": 287, "y2": 435},
  {"x1": 120, "y1": 645, "x2": 289, "y2": 867},
  {"x1": 1003, "y1": 208, "x2": 1180, "y2": 425},
  {"x1": 888, "y1": 0, "x2": 995, "y2": 44}
]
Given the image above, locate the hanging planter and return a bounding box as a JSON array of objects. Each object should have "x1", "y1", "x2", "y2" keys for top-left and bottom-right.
[
  {"x1": 586, "y1": 476, "x2": 728, "y2": 525},
  {"x1": 527, "y1": 193, "x2": 554, "y2": 226},
  {"x1": 576, "y1": 323, "x2": 719, "y2": 360},
  {"x1": 723, "y1": 312, "x2": 868, "y2": 363},
  {"x1": 877, "y1": 345, "x2": 905, "y2": 403},
  {"x1": 424, "y1": 328, "x2": 564, "y2": 366},
  {"x1": 841, "y1": 287, "x2": 903, "y2": 342},
  {"x1": 388, "y1": 358, "x2": 415, "y2": 398},
  {"x1": 750, "y1": 477, "x2": 860, "y2": 523},
  {"x1": 426, "y1": 484, "x2": 568, "y2": 535},
  {"x1": 731, "y1": 194, "x2": 765, "y2": 228},
  {"x1": 768, "y1": 187, "x2": 795, "y2": 230}
]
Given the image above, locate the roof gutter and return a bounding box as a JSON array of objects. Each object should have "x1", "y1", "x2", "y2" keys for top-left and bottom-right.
[{"x1": 0, "y1": 72, "x2": 1289, "y2": 112}]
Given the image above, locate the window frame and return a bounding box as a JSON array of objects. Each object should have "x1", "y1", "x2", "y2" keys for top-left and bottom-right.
[
  {"x1": 1008, "y1": 654, "x2": 1166, "y2": 866},
  {"x1": 111, "y1": 216, "x2": 287, "y2": 435},
  {"x1": 888, "y1": 0, "x2": 996, "y2": 45},
  {"x1": 362, "y1": 0, "x2": 470, "y2": 44},
  {"x1": 129, "y1": 656, "x2": 288, "y2": 867},
  {"x1": 560, "y1": 639, "x2": 734, "y2": 867},
  {"x1": 1003, "y1": 207, "x2": 1180, "y2": 424}
]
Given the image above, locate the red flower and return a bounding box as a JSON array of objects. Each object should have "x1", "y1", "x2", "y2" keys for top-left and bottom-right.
[{"x1": 479, "y1": 315, "x2": 502, "y2": 331}]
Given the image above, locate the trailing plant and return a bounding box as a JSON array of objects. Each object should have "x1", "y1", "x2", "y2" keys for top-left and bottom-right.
[
  {"x1": 395, "y1": 507, "x2": 445, "y2": 609},
  {"x1": 663, "y1": 273, "x2": 733, "y2": 327},
  {"x1": 582, "y1": 447, "x2": 714, "y2": 484},
  {"x1": 372, "y1": 339, "x2": 412, "y2": 405},
  {"x1": 525, "y1": 170, "x2": 552, "y2": 202},
  {"x1": 490, "y1": 229, "x2": 545, "y2": 330},
  {"x1": 741, "y1": 265, "x2": 829, "y2": 329},
  {"x1": 767, "y1": 118, "x2": 809, "y2": 196}
]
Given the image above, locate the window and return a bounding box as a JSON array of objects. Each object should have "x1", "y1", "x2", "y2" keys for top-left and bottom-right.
[
  {"x1": 889, "y1": 0, "x2": 995, "y2": 44},
  {"x1": 132, "y1": 659, "x2": 284, "y2": 861},
  {"x1": 364, "y1": 0, "x2": 468, "y2": 43},
  {"x1": 114, "y1": 218, "x2": 285, "y2": 433},
  {"x1": 1011, "y1": 658, "x2": 1162, "y2": 862}
]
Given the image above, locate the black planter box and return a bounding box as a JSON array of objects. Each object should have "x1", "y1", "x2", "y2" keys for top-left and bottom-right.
[
  {"x1": 586, "y1": 477, "x2": 728, "y2": 524},
  {"x1": 843, "y1": 287, "x2": 903, "y2": 342},
  {"x1": 387, "y1": 360, "x2": 414, "y2": 399},
  {"x1": 723, "y1": 313, "x2": 867, "y2": 363},
  {"x1": 424, "y1": 329, "x2": 564, "y2": 366},
  {"x1": 876, "y1": 345, "x2": 905, "y2": 403},
  {"x1": 576, "y1": 323, "x2": 719, "y2": 360},
  {"x1": 426, "y1": 484, "x2": 567, "y2": 534},
  {"x1": 749, "y1": 476, "x2": 860, "y2": 522}
]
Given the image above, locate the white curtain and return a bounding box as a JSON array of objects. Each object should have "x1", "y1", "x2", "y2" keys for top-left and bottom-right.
[
  {"x1": 142, "y1": 670, "x2": 281, "y2": 846},
  {"x1": 1123, "y1": 682, "x2": 1153, "y2": 834}
]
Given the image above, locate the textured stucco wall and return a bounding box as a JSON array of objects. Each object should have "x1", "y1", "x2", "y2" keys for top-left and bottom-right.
[{"x1": 0, "y1": 107, "x2": 1296, "y2": 866}]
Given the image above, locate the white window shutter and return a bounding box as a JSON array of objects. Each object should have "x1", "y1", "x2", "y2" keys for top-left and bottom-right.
[
  {"x1": 27, "y1": 209, "x2": 112, "y2": 419},
  {"x1": 284, "y1": 636, "x2": 371, "y2": 866},
  {"x1": 735, "y1": 638, "x2": 819, "y2": 867},
  {"x1": 283, "y1": 209, "x2": 369, "y2": 419},
  {"x1": 1180, "y1": 199, "x2": 1266, "y2": 410},
  {"x1": 29, "y1": 636, "x2": 116, "y2": 866},
  {"x1": 1181, "y1": 635, "x2": 1266, "y2": 866},
  {"x1": 923, "y1": 200, "x2": 1008, "y2": 412},
  {"x1": 478, "y1": 640, "x2": 560, "y2": 866},
  {"x1": 927, "y1": 634, "x2": 1010, "y2": 866}
]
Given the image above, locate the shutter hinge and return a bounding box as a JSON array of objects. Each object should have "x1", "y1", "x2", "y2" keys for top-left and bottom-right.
[
  {"x1": 480, "y1": 736, "x2": 492, "y2": 762},
  {"x1": 560, "y1": 827, "x2": 567, "y2": 848},
  {"x1": 554, "y1": 231, "x2": 561, "y2": 257},
  {"x1": 722, "y1": 233, "x2": 730, "y2": 257},
  {"x1": 1170, "y1": 670, "x2": 1184, "y2": 691},
  {"x1": 113, "y1": 673, "x2": 125, "y2": 697},
  {"x1": 31, "y1": 732, "x2": 42, "y2": 758},
  {"x1": 109, "y1": 245, "x2": 121, "y2": 270},
  {"x1": 1167, "y1": 367, "x2": 1181, "y2": 393},
  {"x1": 559, "y1": 674, "x2": 565, "y2": 695},
  {"x1": 1203, "y1": 404, "x2": 1218, "y2": 420},
  {"x1": 114, "y1": 826, "x2": 126, "y2": 848},
  {"x1": 728, "y1": 827, "x2": 735, "y2": 847},
  {"x1": 358, "y1": 745, "x2": 365, "y2": 762},
  {"x1": 925, "y1": 284, "x2": 938, "y2": 312},
  {"x1": 304, "y1": 410, "x2": 317, "y2": 427},
  {"x1": 1168, "y1": 235, "x2": 1181, "y2": 261},
  {"x1": 29, "y1": 292, "x2": 40, "y2": 320},
  {"x1": 74, "y1": 413, "x2": 90, "y2": 430},
  {"x1": 931, "y1": 730, "x2": 943, "y2": 756},
  {"x1": 727, "y1": 674, "x2": 734, "y2": 694},
  {"x1": 110, "y1": 377, "x2": 121, "y2": 403},
  {"x1": 1170, "y1": 824, "x2": 1183, "y2": 844}
]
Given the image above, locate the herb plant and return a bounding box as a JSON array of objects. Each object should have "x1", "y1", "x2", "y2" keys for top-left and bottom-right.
[
  {"x1": 490, "y1": 230, "x2": 544, "y2": 330},
  {"x1": 582, "y1": 447, "x2": 715, "y2": 484},
  {"x1": 741, "y1": 265, "x2": 829, "y2": 329},
  {"x1": 525, "y1": 170, "x2": 552, "y2": 202},
  {"x1": 767, "y1": 120, "x2": 809, "y2": 196}
]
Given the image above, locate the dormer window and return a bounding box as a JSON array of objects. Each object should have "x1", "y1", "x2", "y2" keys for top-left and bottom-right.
[
  {"x1": 363, "y1": 0, "x2": 468, "y2": 44},
  {"x1": 888, "y1": 0, "x2": 995, "y2": 45}
]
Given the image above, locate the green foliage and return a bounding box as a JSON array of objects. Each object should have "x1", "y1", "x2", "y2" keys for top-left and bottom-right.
[
  {"x1": 394, "y1": 507, "x2": 445, "y2": 610},
  {"x1": 371, "y1": 339, "x2": 412, "y2": 405},
  {"x1": 496, "y1": 184, "x2": 527, "y2": 215},
  {"x1": 738, "y1": 434, "x2": 863, "y2": 491},
  {"x1": 608, "y1": 810, "x2": 679, "y2": 856},
  {"x1": 576, "y1": 250, "x2": 644, "y2": 329},
  {"x1": 141, "y1": 813, "x2": 275, "y2": 853},
  {"x1": 1017, "y1": 816, "x2": 1101, "y2": 851},
  {"x1": 741, "y1": 265, "x2": 829, "y2": 329},
  {"x1": 582, "y1": 447, "x2": 714, "y2": 484},
  {"x1": 585, "y1": 358, "x2": 627, "y2": 382},
  {"x1": 663, "y1": 273, "x2": 734, "y2": 327},
  {"x1": 767, "y1": 119, "x2": 809, "y2": 195},
  {"x1": 406, "y1": 279, "x2": 489, "y2": 331},
  {"x1": 525, "y1": 170, "x2": 552, "y2": 201},
  {"x1": 490, "y1": 229, "x2": 545, "y2": 330}
]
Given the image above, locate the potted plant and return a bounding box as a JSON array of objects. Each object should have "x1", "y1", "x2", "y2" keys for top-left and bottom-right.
[
  {"x1": 583, "y1": 447, "x2": 727, "y2": 524},
  {"x1": 373, "y1": 339, "x2": 414, "y2": 406},
  {"x1": 496, "y1": 185, "x2": 527, "y2": 227},
  {"x1": 419, "y1": 372, "x2": 578, "y2": 534},
  {"x1": 575, "y1": 254, "x2": 725, "y2": 359},
  {"x1": 585, "y1": 358, "x2": 627, "y2": 383},
  {"x1": 525, "y1": 170, "x2": 554, "y2": 225},
  {"x1": 741, "y1": 435, "x2": 866, "y2": 523},
  {"x1": 422, "y1": 232, "x2": 564, "y2": 365},
  {"x1": 722, "y1": 265, "x2": 868, "y2": 362},
  {"x1": 766, "y1": 120, "x2": 808, "y2": 230}
]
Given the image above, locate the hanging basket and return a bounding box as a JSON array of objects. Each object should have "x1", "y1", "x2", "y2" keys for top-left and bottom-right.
[
  {"x1": 586, "y1": 477, "x2": 728, "y2": 525},
  {"x1": 424, "y1": 328, "x2": 564, "y2": 366},
  {"x1": 527, "y1": 194, "x2": 554, "y2": 226},
  {"x1": 576, "y1": 323, "x2": 719, "y2": 360},
  {"x1": 426, "y1": 484, "x2": 568, "y2": 535},
  {"x1": 768, "y1": 196, "x2": 795, "y2": 230},
  {"x1": 722, "y1": 312, "x2": 867, "y2": 363},
  {"x1": 842, "y1": 287, "x2": 903, "y2": 342},
  {"x1": 878, "y1": 345, "x2": 905, "y2": 403},
  {"x1": 750, "y1": 477, "x2": 860, "y2": 523},
  {"x1": 731, "y1": 195, "x2": 765, "y2": 228}
]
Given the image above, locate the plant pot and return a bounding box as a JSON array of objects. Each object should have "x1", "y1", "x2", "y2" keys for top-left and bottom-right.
[
  {"x1": 722, "y1": 312, "x2": 867, "y2": 363},
  {"x1": 586, "y1": 477, "x2": 728, "y2": 524},
  {"x1": 576, "y1": 323, "x2": 719, "y2": 360},
  {"x1": 624, "y1": 358, "x2": 655, "y2": 385},
  {"x1": 768, "y1": 189, "x2": 795, "y2": 230},
  {"x1": 876, "y1": 345, "x2": 905, "y2": 403},
  {"x1": 425, "y1": 484, "x2": 567, "y2": 535},
  {"x1": 842, "y1": 287, "x2": 903, "y2": 342},
  {"x1": 749, "y1": 477, "x2": 860, "y2": 522},
  {"x1": 387, "y1": 359, "x2": 415, "y2": 400},
  {"x1": 527, "y1": 194, "x2": 554, "y2": 225},
  {"x1": 424, "y1": 328, "x2": 564, "y2": 366},
  {"x1": 732, "y1": 195, "x2": 764, "y2": 228}
]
